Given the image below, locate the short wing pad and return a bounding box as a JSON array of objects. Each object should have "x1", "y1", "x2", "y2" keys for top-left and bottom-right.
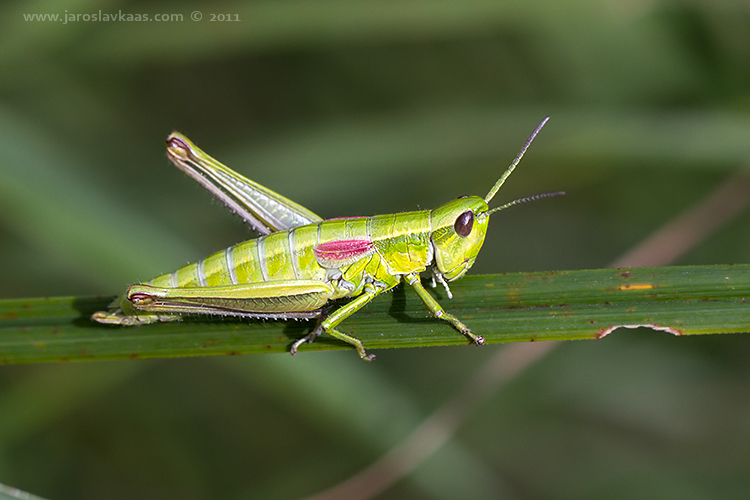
[{"x1": 314, "y1": 239, "x2": 375, "y2": 268}]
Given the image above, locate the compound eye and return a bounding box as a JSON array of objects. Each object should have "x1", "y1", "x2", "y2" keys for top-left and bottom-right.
[{"x1": 454, "y1": 210, "x2": 474, "y2": 237}]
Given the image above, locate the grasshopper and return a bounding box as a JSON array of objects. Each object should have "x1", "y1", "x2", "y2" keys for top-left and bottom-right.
[{"x1": 92, "y1": 118, "x2": 562, "y2": 360}]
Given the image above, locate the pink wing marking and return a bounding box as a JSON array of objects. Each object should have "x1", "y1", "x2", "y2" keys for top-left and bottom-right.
[{"x1": 314, "y1": 239, "x2": 375, "y2": 267}]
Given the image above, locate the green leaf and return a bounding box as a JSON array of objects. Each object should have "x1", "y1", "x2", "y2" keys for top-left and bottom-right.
[{"x1": 1, "y1": 264, "x2": 748, "y2": 364}]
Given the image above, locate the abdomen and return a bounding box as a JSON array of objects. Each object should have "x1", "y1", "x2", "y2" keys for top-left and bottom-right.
[{"x1": 146, "y1": 223, "x2": 327, "y2": 288}]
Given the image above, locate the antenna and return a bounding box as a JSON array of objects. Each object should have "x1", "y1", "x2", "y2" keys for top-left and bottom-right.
[
  {"x1": 484, "y1": 191, "x2": 565, "y2": 217},
  {"x1": 484, "y1": 117, "x2": 549, "y2": 204}
]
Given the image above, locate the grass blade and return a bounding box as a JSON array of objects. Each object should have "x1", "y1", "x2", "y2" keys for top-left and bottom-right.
[{"x1": 0, "y1": 264, "x2": 748, "y2": 364}]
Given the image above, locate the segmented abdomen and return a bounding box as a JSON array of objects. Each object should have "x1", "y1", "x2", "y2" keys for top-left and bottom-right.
[{"x1": 147, "y1": 226, "x2": 321, "y2": 288}]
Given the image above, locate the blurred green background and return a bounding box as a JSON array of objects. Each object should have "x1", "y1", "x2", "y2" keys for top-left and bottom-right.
[{"x1": 2, "y1": 0, "x2": 750, "y2": 498}]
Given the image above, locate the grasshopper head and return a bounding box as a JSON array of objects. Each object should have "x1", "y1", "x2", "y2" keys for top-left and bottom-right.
[
  {"x1": 430, "y1": 197, "x2": 490, "y2": 281},
  {"x1": 430, "y1": 117, "x2": 563, "y2": 282}
]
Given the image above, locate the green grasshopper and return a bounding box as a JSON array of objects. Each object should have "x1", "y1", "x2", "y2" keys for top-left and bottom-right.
[{"x1": 92, "y1": 118, "x2": 562, "y2": 360}]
